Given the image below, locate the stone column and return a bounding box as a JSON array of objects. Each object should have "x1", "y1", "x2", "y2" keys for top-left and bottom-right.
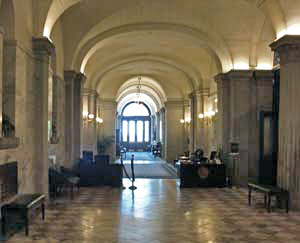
[
  {"x1": 32, "y1": 37, "x2": 55, "y2": 194},
  {"x1": 270, "y1": 35, "x2": 300, "y2": 209},
  {"x1": 0, "y1": 27, "x2": 3, "y2": 134},
  {"x1": 215, "y1": 70, "x2": 273, "y2": 185},
  {"x1": 64, "y1": 71, "x2": 85, "y2": 166}
]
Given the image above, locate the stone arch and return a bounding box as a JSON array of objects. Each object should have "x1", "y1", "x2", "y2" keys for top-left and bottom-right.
[
  {"x1": 89, "y1": 55, "x2": 199, "y2": 94},
  {"x1": 72, "y1": 23, "x2": 230, "y2": 73},
  {"x1": 43, "y1": 0, "x2": 81, "y2": 38}
]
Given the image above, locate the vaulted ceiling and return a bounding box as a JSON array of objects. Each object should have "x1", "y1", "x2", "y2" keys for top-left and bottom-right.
[{"x1": 39, "y1": 0, "x2": 300, "y2": 101}]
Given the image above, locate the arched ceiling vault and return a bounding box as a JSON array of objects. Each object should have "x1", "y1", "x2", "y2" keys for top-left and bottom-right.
[
  {"x1": 73, "y1": 23, "x2": 229, "y2": 73},
  {"x1": 42, "y1": 0, "x2": 300, "y2": 101},
  {"x1": 116, "y1": 76, "x2": 166, "y2": 112},
  {"x1": 117, "y1": 76, "x2": 167, "y2": 103},
  {"x1": 87, "y1": 55, "x2": 200, "y2": 93},
  {"x1": 44, "y1": 0, "x2": 288, "y2": 43},
  {"x1": 117, "y1": 93, "x2": 159, "y2": 115}
]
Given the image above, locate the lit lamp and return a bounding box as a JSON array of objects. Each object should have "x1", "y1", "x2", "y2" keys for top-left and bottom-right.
[
  {"x1": 198, "y1": 110, "x2": 216, "y2": 126},
  {"x1": 185, "y1": 118, "x2": 191, "y2": 123},
  {"x1": 96, "y1": 117, "x2": 103, "y2": 123},
  {"x1": 88, "y1": 113, "x2": 95, "y2": 120},
  {"x1": 180, "y1": 119, "x2": 185, "y2": 124},
  {"x1": 82, "y1": 111, "x2": 89, "y2": 119}
]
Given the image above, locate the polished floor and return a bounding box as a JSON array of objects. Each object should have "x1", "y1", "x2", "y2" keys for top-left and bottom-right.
[{"x1": 8, "y1": 179, "x2": 300, "y2": 243}]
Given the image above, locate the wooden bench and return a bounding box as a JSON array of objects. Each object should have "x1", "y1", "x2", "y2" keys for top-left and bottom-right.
[
  {"x1": 248, "y1": 182, "x2": 289, "y2": 213},
  {"x1": 1, "y1": 193, "x2": 45, "y2": 236}
]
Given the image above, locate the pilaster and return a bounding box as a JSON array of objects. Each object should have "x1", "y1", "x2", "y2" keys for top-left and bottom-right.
[
  {"x1": 189, "y1": 89, "x2": 209, "y2": 152},
  {"x1": 32, "y1": 37, "x2": 55, "y2": 195},
  {"x1": 270, "y1": 35, "x2": 300, "y2": 209},
  {"x1": 81, "y1": 88, "x2": 98, "y2": 155},
  {"x1": 64, "y1": 70, "x2": 86, "y2": 165},
  {"x1": 0, "y1": 27, "x2": 4, "y2": 135}
]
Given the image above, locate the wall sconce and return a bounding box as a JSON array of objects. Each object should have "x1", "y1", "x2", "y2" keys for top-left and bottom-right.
[
  {"x1": 198, "y1": 110, "x2": 217, "y2": 126},
  {"x1": 180, "y1": 118, "x2": 191, "y2": 124},
  {"x1": 96, "y1": 117, "x2": 103, "y2": 123},
  {"x1": 82, "y1": 111, "x2": 89, "y2": 119},
  {"x1": 185, "y1": 118, "x2": 191, "y2": 123}
]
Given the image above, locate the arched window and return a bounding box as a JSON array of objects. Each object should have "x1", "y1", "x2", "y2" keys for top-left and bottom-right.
[
  {"x1": 122, "y1": 102, "x2": 150, "y2": 117},
  {"x1": 121, "y1": 102, "x2": 151, "y2": 147}
]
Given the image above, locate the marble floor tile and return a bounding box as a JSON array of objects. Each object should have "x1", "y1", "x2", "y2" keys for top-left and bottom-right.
[{"x1": 6, "y1": 179, "x2": 300, "y2": 243}]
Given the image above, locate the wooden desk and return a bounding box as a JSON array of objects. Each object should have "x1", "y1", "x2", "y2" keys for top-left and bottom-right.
[{"x1": 179, "y1": 162, "x2": 226, "y2": 187}]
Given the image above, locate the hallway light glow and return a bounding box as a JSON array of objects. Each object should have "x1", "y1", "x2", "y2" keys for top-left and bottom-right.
[
  {"x1": 88, "y1": 114, "x2": 95, "y2": 119},
  {"x1": 287, "y1": 24, "x2": 300, "y2": 35},
  {"x1": 233, "y1": 63, "x2": 249, "y2": 70},
  {"x1": 256, "y1": 63, "x2": 273, "y2": 70},
  {"x1": 180, "y1": 119, "x2": 185, "y2": 124},
  {"x1": 198, "y1": 113, "x2": 204, "y2": 119}
]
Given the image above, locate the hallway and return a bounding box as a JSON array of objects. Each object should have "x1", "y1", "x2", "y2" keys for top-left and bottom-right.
[{"x1": 8, "y1": 179, "x2": 300, "y2": 243}]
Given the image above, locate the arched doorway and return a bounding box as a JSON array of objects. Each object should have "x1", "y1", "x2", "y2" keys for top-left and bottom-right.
[{"x1": 121, "y1": 102, "x2": 151, "y2": 151}]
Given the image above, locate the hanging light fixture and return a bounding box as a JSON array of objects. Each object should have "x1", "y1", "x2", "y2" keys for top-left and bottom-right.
[{"x1": 135, "y1": 76, "x2": 142, "y2": 105}]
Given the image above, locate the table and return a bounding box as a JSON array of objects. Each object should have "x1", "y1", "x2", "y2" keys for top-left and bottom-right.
[{"x1": 179, "y1": 162, "x2": 226, "y2": 187}]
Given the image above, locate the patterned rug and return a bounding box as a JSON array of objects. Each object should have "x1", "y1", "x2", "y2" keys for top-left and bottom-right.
[{"x1": 123, "y1": 163, "x2": 177, "y2": 179}]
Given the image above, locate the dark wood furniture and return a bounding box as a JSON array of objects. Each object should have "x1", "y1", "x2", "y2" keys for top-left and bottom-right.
[
  {"x1": 179, "y1": 162, "x2": 226, "y2": 187},
  {"x1": 1, "y1": 194, "x2": 45, "y2": 236},
  {"x1": 248, "y1": 181, "x2": 289, "y2": 213},
  {"x1": 79, "y1": 159, "x2": 123, "y2": 187},
  {"x1": 49, "y1": 167, "x2": 80, "y2": 199}
]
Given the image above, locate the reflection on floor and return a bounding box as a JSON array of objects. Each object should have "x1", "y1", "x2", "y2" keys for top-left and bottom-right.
[{"x1": 8, "y1": 179, "x2": 300, "y2": 243}]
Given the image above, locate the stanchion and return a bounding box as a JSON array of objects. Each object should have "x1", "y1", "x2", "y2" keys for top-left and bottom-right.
[
  {"x1": 120, "y1": 155, "x2": 126, "y2": 189},
  {"x1": 129, "y1": 154, "x2": 137, "y2": 190}
]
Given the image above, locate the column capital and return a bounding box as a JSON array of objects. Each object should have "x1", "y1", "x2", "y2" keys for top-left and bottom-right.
[
  {"x1": 83, "y1": 88, "x2": 98, "y2": 96},
  {"x1": 270, "y1": 35, "x2": 300, "y2": 64},
  {"x1": 188, "y1": 88, "x2": 209, "y2": 98},
  {"x1": 53, "y1": 74, "x2": 63, "y2": 83},
  {"x1": 64, "y1": 70, "x2": 86, "y2": 84},
  {"x1": 215, "y1": 70, "x2": 253, "y2": 82},
  {"x1": 32, "y1": 37, "x2": 55, "y2": 56}
]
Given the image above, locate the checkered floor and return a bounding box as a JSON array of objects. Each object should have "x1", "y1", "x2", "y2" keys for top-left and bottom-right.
[{"x1": 7, "y1": 179, "x2": 300, "y2": 243}]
